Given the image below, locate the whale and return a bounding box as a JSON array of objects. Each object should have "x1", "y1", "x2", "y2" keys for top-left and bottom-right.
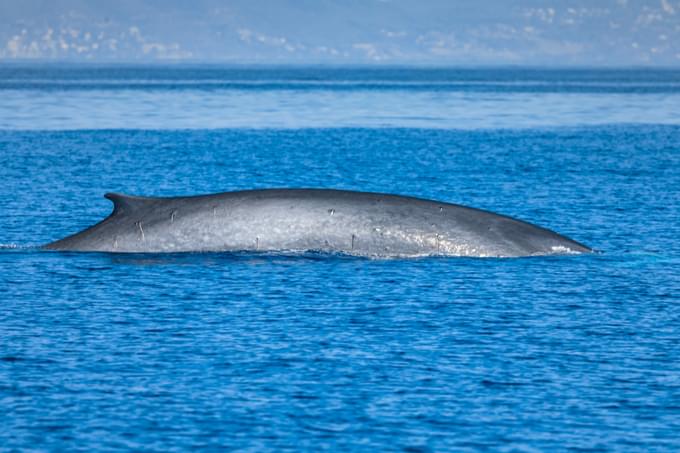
[{"x1": 43, "y1": 189, "x2": 592, "y2": 257}]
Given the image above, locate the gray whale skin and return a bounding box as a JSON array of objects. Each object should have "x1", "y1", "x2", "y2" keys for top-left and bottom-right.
[{"x1": 44, "y1": 189, "x2": 591, "y2": 257}]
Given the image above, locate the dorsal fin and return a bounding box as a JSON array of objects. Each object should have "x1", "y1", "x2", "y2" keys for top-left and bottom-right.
[{"x1": 105, "y1": 192, "x2": 156, "y2": 216}]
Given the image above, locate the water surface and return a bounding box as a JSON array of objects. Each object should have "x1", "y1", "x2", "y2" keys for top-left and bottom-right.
[{"x1": 1, "y1": 67, "x2": 679, "y2": 451}]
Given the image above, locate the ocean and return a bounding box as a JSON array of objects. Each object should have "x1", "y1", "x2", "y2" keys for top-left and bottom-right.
[{"x1": 1, "y1": 66, "x2": 679, "y2": 451}]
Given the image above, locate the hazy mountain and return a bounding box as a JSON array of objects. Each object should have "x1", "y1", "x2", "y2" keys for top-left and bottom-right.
[{"x1": 1, "y1": 0, "x2": 678, "y2": 65}]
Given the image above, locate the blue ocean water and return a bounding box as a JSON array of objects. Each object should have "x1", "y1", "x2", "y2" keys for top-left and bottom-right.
[{"x1": 1, "y1": 66, "x2": 679, "y2": 451}]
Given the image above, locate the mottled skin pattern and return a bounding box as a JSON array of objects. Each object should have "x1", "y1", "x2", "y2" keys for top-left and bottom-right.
[{"x1": 44, "y1": 189, "x2": 591, "y2": 257}]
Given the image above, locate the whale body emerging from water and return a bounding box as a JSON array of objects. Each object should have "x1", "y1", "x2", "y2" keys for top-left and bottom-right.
[{"x1": 44, "y1": 189, "x2": 591, "y2": 257}]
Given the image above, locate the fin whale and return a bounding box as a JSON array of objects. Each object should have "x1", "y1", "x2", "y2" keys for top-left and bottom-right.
[{"x1": 43, "y1": 189, "x2": 591, "y2": 257}]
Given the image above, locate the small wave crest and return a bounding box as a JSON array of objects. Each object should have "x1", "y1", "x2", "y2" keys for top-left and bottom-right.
[
  {"x1": 0, "y1": 243, "x2": 42, "y2": 252},
  {"x1": 550, "y1": 245, "x2": 583, "y2": 255}
]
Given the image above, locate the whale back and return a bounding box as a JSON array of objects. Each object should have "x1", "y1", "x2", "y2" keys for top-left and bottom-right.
[{"x1": 44, "y1": 189, "x2": 592, "y2": 256}]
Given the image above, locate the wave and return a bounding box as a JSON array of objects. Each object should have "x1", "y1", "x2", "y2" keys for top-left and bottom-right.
[{"x1": 2, "y1": 79, "x2": 679, "y2": 93}]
